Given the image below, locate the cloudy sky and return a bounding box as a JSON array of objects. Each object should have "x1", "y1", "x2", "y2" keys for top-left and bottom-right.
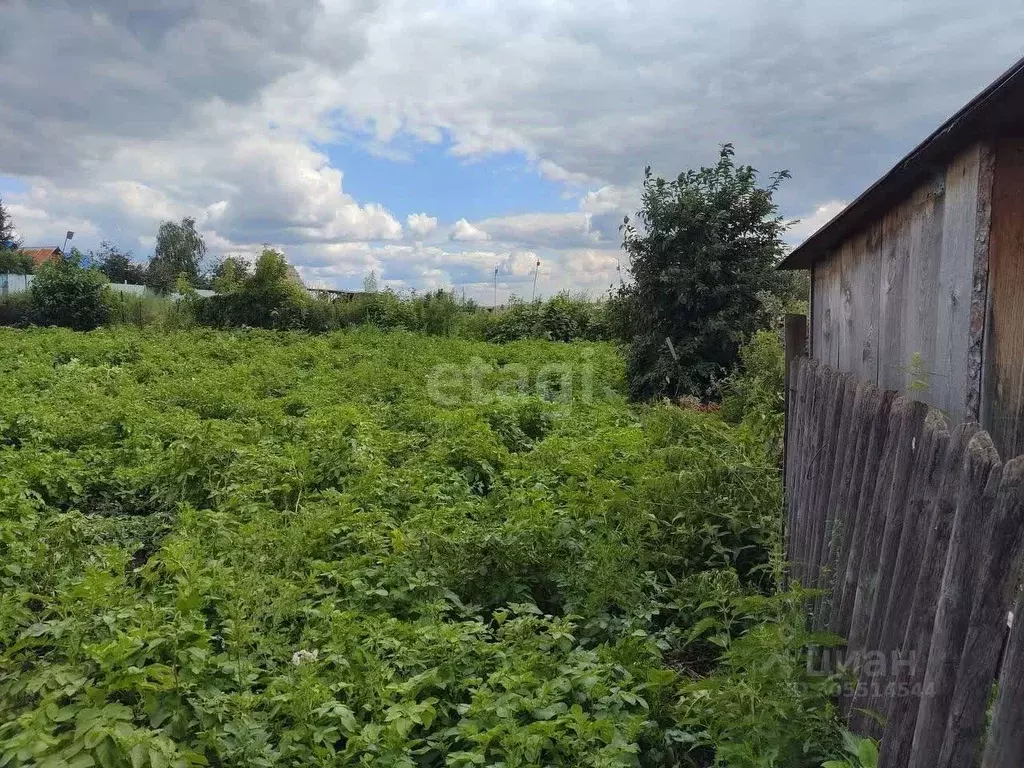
[{"x1": 1, "y1": 1, "x2": 1022, "y2": 301}]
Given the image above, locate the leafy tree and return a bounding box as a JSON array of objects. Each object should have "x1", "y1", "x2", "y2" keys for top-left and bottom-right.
[
  {"x1": 0, "y1": 195, "x2": 20, "y2": 252},
  {"x1": 147, "y1": 217, "x2": 206, "y2": 294},
  {"x1": 363, "y1": 270, "x2": 379, "y2": 293},
  {"x1": 30, "y1": 250, "x2": 110, "y2": 330},
  {"x1": 209, "y1": 255, "x2": 252, "y2": 293},
  {"x1": 199, "y1": 248, "x2": 307, "y2": 329},
  {"x1": 92, "y1": 240, "x2": 147, "y2": 284},
  {"x1": 618, "y1": 144, "x2": 793, "y2": 401}
]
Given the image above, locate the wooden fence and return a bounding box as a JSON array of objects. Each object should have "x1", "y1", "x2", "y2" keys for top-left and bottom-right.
[{"x1": 785, "y1": 356, "x2": 1024, "y2": 768}]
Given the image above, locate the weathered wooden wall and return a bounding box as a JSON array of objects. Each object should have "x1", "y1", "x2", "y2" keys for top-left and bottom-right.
[
  {"x1": 810, "y1": 143, "x2": 993, "y2": 427},
  {"x1": 786, "y1": 356, "x2": 1024, "y2": 768},
  {"x1": 983, "y1": 138, "x2": 1024, "y2": 459}
]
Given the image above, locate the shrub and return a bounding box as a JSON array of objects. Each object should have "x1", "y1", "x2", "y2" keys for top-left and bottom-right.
[
  {"x1": 198, "y1": 248, "x2": 308, "y2": 329},
  {"x1": 29, "y1": 253, "x2": 110, "y2": 330},
  {"x1": 485, "y1": 293, "x2": 609, "y2": 343},
  {"x1": 618, "y1": 145, "x2": 794, "y2": 401},
  {"x1": 0, "y1": 292, "x2": 33, "y2": 325},
  {"x1": 720, "y1": 329, "x2": 787, "y2": 457}
]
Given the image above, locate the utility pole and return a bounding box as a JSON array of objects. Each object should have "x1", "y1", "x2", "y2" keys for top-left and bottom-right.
[
  {"x1": 531, "y1": 258, "x2": 540, "y2": 302},
  {"x1": 493, "y1": 265, "x2": 498, "y2": 308}
]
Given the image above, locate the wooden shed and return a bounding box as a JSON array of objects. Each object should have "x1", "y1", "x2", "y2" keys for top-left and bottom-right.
[{"x1": 780, "y1": 56, "x2": 1024, "y2": 459}]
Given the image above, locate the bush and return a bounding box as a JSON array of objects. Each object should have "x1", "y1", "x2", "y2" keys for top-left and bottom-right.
[
  {"x1": 197, "y1": 248, "x2": 307, "y2": 329},
  {"x1": 618, "y1": 145, "x2": 794, "y2": 401},
  {"x1": 29, "y1": 254, "x2": 110, "y2": 330},
  {"x1": 0, "y1": 292, "x2": 33, "y2": 326},
  {"x1": 720, "y1": 329, "x2": 787, "y2": 458},
  {"x1": 485, "y1": 293, "x2": 610, "y2": 343}
]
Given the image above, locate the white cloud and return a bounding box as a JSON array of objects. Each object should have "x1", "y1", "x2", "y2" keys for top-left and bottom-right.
[
  {"x1": 580, "y1": 186, "x2": 637, "y2": 216},
  {"x1": 406, "y1": 212, "x2": 438, "y2": 237},
  {"x1": 450, "y1": 218, "x2": 490, "y2": 242},
  {"x1": 475, "y1": 212, "x2": 599, "y2": 248},
  {"x1": 787, "y1": 200, "x2": 848, "y2": 246},
  {"x1": 537, "y1": 160, "x2": 595, "y2": 187}
]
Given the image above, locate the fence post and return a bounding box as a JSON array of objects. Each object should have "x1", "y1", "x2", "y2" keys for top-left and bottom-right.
[
  {"x1": 784, "y1": 314, "x2": 808, "y2": 402},
  {"x1": 784, "y1": 313, "x2": 808, "y2": 503}
]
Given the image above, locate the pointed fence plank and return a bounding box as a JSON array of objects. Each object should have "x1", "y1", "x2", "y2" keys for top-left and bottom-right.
[
  {"x1": 937, "y1": 456, "x2": 1024, "y2": 768},
  {"x1": 981, "y1": 591, "x2": 1024, "y2": 768},
  {"x1": 906, "y1": 431, "x2": 1002, "y2": 768},
  {"x1": 879, "y1": 423, "x2": 980, "y2": 768}
]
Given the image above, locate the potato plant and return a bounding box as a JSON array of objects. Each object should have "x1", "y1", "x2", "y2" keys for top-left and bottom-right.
[{"x1": 0, "y1": 328, "x2": 845, "y2": 767}]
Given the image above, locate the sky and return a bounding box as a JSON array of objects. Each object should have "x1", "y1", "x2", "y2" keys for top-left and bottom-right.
[{"x1": 0, "y1": 1, "x2": 1022, "y2": 302}]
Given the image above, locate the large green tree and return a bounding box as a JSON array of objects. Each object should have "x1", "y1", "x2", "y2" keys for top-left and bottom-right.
[
  {"x1": 146, "y1": 217, "x2": 206, "y2": 293},
  {"x1": 619, "y1": 145, "x2": 794, "y2": 401}
]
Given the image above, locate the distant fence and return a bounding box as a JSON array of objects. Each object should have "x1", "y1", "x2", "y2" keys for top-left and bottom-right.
[
  {"x1": 785, "y1": 356, "x2": 1024, "y2": 767},
  {"x1": 0, "y1": 275, "x2": 215, "y2": 300},
  {"x1": 0, "y1": 273, "x2": 32, "y2": 297}
]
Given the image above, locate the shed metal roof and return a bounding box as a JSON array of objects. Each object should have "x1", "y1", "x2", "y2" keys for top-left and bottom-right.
[
  {"x1": 19, "y1": 246, "x2": 62, "y2": 267},
  {"x1": 780, "y1": 55, "x2": 1024, "y2": 270}
]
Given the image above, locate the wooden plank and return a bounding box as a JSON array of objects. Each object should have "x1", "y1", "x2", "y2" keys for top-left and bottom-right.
[
  {"x1": 834, "y1": 388, "x2": 897, "y2": 642},
  {"x1": 981, "y1": 591, "x2": 1024, "y2": 768},
  {"x1": 789, "y1": 359, "x2": 819, "y2": 578},
  {"x1": 907, "y1": 431, "x2": 1002, "y2": 768},
  {"x1": 809, "y1": 373, "x2": 854, "y2": 592},
  {"x1": 937, "y1": 145, "x2": 983, "y2": 425},
  {"x1": 813, "y1": 255, "x2": 841, "y2": 368},
  {"x1": 879, "y1": 422, "x2": 980, "y2": 768},
  {"x1": 878, "y1": 202, "x2": 913, "y2": 393},
  {"x1": 786, "y1": 358, "x2": 810, "y2": 571},
  {"x1": 816, "y1": 377, "x2": 871, "y2": 634},
  {"x1": 848, "y1": 399, "x2": 929, "y2": 733},
  {"x1": 828, "y1": 384, "x2": 885, "y2": 637},
  {"x1": 938, "y1": 456, "x2": 1024, "y2": 768},
  {"x1": 796, "y1": 364, "x2": 832, "y2": 584},
  {"x1": 967, "y1": 143, "x2": 996, "y2": 422},
  {"x1": 843, "y1": 396, "x2": 916, "y2": 726},
  {"x1": 804, "y1": 367, "x2": 844, "y2": 590},
  {"x1": 838, "y1": 230, "x2": 881, "y2": 383},
  {"x1": 904, "y1": 174, "x2": 947, "y2": 413},
  {"x1": 785, "y1": 358, "x2": 807, "y2": 535},
  {"x1": 867, "y1": 409, "x2": 949, "y2": 734},
  {"x1": 877, "y1": 411, "x2": 950, "y2": 659},
  {"x1": 981, "y1": 138, "x2": 1024, "y2": 459}
]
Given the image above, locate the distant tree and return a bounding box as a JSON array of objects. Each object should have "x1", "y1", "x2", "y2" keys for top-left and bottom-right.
[
  {"x1": 0, "y1": 196, "x2": 20, "y2": 252},
  {"x1": 92, "y1": 240, "x2": 147, "y2": 284},
  {"x1": 147, "y1": 217, "x2": 206, "y2": 294},
  {"x1": 209, "y1": 255, "x2": 252, "y2": 293},
  {"x1": 0, "y1": 249, "x2": 34, "y2": 274},
  {"x1": 618, "y1": 144, "x2": 793, "y2": 401},
  {"x1": 363, "y1": 270, "x2": 379, "y2": 293}
]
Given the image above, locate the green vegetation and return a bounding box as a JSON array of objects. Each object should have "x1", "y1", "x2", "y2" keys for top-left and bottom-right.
[
  {"x1": 0, "y1": 327, "x2": 846, "y2": 766},
  {"x1": 617, "y1": 145, "x2": 804, "y2": 401},
  {"x1": 29, "y1": 253, "x2": 111, "y2": 331}
]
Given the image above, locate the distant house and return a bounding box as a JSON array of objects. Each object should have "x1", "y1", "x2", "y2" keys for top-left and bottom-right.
[
  {"x1": 19, "y1": 246, "x2": 63, "y2": 269},
  {"x1": 780, "y1": 55, "x2": 1024, "y2": 458}
]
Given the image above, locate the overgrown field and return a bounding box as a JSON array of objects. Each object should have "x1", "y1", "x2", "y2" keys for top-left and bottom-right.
[{"x1": 0, "y1": 328, "x2": 845, "y2": 767}]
